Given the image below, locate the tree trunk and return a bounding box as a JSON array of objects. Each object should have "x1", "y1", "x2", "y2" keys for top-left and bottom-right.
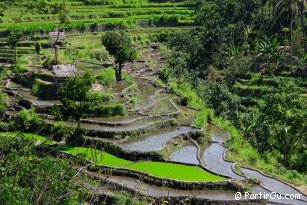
[
  {"x1": 54, "y1": 29, "x2": 61, "y2": 63},
  {"x1": 77, "y1": 119, "x2": 81, "y2": 130},
  {"x1": 14, "y1": 46, "x2": 17, "y2": 64},
  {"x1": 55, "y1": 45, "x2": 59, "y2": 63},
  {"x1": 290, "y1": 9, "x2": 293, "y2": 56},
  {"x1": 301, "y1": 8, "x2": 306, "y2": 52},
  {"x1": 269, "y1": 1, "x2": 272, "y2": 21},
  {"x1": 115, "y1": 64, "x2": 122, "y2": 82}
]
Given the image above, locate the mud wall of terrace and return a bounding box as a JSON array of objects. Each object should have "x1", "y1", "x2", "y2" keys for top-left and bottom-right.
[{"x1": 88, "y1": 165, "x2": 243, "y2": 192}]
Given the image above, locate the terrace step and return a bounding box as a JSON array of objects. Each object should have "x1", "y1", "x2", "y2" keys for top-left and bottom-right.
[
  {"x1": 58, "y1": 118, "x2": 173, "y2": 139},
  {"x1": 119, "y1": 126, "x2": 201, "y2": 152},
  {"x1": 86, "y1": 172, "x2": 240, "y2": 201},
  {"x1": 81, "y1": 113, "x2": 152, "y2": 126}
]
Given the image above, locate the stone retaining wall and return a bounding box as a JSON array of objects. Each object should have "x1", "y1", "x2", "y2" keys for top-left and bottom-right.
[
  {"x1": 85, "y1": 119, "x2": 173, "y2": 139},
  {"x1": 210, "y1": 123, "x2": 307, "y2": 199},
  {"x1": 88, "y1": 165, "x2": 244, "y2": 192},
  {"x1": 82, "y1": 136, "x2": 165, "y2": 161}
]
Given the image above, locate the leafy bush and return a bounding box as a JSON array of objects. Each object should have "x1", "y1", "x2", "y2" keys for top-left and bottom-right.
[
  {"x1": 32, "y1": 78, "x2": 58, "y2": 99},
  {"x1": 158, "y1": 66, "x2": 171, "y2": 83},
  {"x1": 15, "y1": 109, "x2": 42, "y2": 130},
  {"x1": 90, "y1": 91, "x2": 112, "y2": 102},
  {"x1": 49, "y1": 121, "x2": 73, "y2": 141},
  {"x1": 43, "y1": 57, "x2": 59, "y2": 69},
  {"x1": 11, "y1": 63, "x2": 27, "y2": 74},
  {"x1": 0, "y1": 135, "x2": 87, "y2": 204},
  {"x1": 96, "y1": 67, "x2": 116, "y2": 87},
  {"x1": 93, "y1": 104, "x2": 127, "y2": 117},
  {"x1": 0, "y1": 92, "x2": 8, "y2": 115}
]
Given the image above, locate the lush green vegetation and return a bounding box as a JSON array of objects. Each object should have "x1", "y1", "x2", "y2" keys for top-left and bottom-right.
[
  {"x1": 0, "y1": 132, "x2": 56, "y2": 145},
  {"x1": 102, "y1": 31, "x2": 137, "y2": 81},
  {"x1": 0, "y1": 0, "x2": 306, "y2": 203},
  {"x1": 0, "y1": 134, "x2": 87, "y2": 204},
  {"x1": 59, "y1": 145, "x2": 226, "y2": 182},
  {"x1": 59, "y1": 72, "x2": 102, "y2": 129},
  {"x1": 161, "y1": 0, "x2": 306, "y2": 185}
]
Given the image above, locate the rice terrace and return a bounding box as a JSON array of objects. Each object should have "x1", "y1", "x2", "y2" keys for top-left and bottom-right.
[{"x1": 0, "y1": 0, "x2": 306, "y2": 204}]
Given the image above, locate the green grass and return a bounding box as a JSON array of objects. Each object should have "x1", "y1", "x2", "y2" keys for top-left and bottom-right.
[
  {"x1": 58, "y1": 145, "x2": 226, "y2": 182},
  {"x1": 96, "y1": 67, "x2": 116, "y2": 86},
  {"x1": 0, "y1": 0, "x2": 195, "y2": 35},
  {"x1": 0, "y1": 132, "x2": 56, "y2": 145}
]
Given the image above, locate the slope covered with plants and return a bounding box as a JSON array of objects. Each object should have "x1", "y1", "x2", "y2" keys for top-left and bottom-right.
[{"x1": 0, "y1": 0, "x2": 306, "y2": 204}]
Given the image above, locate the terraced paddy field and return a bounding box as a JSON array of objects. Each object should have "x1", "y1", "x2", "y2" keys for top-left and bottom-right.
[
  {"x1": 233, "y1": 74, "x2": 307, "y2": 107},
  {"x1": 3, "y1": 44, "x2": 306, "y2": 202},
  {"x1": 0, "y1": 2, "x2": 194, "y2": 33},
  {"x1": 58, "y1": 145, "x2": 226, "y2": 182},
  {"x1": 0, "y1": 0, "x2": 195, "y2": 67},
  {"x1": 2, "y1": 4, "x2": 306, "y2": 200}
]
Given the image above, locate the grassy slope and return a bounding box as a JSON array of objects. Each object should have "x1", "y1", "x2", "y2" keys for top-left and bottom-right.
[
  {"x1": 0, "y1": 1, "x2": 194, "y2": 32},
  {"x1": 59, "y1": 145, "x2": 226, "y2": 182},
  {"x1": 0, "y1": 132, "x2": 56, "y2": 145},
  {"x1": 158, "y1": 76, "x2": 307, "y2": 186}
]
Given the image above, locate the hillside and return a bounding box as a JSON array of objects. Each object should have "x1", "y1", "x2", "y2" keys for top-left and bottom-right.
[{"x1": 0, "y1": 0, "x2": 306, "y2": 204}]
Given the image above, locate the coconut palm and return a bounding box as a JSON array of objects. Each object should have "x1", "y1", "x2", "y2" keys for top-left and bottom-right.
[{"x1": 274, "y1": 0, "x2": 307, "y2": 55}]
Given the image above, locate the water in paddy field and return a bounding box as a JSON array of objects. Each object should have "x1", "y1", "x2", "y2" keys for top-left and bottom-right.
[
  {"x1": 17, "y1": 89, "x2": 61, "y2": 106},
  {"x1": 170, "y1": 143, "x2": 199, "y2": 165},
  {"x1": 244, "y1": 168, "x2": 307, "y2": 202},
  {"x1": 203, "y1": 142, "x2": 245, "y2": 180},
  {"x1": 120, "y1": 126, "x2": 197, "y2": 152},
  {"x1": 203, "y1": 124, "x2": 307, "y2": 204},
  {"x1": 100, "y1": 174, "x2": 238, "y2": 200},
  {"x1": 145, "y1": 92, "x2": 178, "y2": 115},
  {"x1": 135, "y1": 83, "x2": 162, "y2": 109}
]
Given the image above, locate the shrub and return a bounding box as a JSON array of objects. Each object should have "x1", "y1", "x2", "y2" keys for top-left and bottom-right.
[
  {"x1": 0, "y1": 92, "x2": 8, "y2": 115},
  {"x1": 93, "y1": 104, "x2": 126, "y2": 117},
  {"x1": 15, "y1": 108, "x2": 42, "y2": 130},
  {"x1": 49, "y1": 121, "x2": 73, "y2": 141},
  {"x1": 35, "y1": 42, "x2": 42, "y2": 54},
  {"x1": 194, "y1": 109, "x2": 214, "y2": 127},
  {"x1": 32, "y1": 78, "x2": 58, "y2": 100},
  {"x1": 158, "y1": 66, "x2": 171, "y2": 83},
  {"x1": 90, "y1": 92, "x2": 112, "y2": 102},
  {"x1": 96, "y1": 67, "x2": 116, "y2": 87},
  {"x1": 11, "y1": 63, "x2": 27, "y2": 74},
  {"x1": 180, "y1": 96, "x2": 189, "y2": 106},
  {"x1": 43, "y1": 57, "x2": 59, "y2": 69}
]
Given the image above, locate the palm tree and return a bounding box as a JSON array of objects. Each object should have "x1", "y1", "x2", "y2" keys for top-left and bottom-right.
[{"x1": 274, "y1": 0, "x2": 306, "y2": 55}]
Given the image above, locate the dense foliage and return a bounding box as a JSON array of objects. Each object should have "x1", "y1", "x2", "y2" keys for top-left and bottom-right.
[
  {"x1": 59, "y1": 72, "x2": 101, "y2": 129},
  {"x1": 0, "y1": 134, "x2": 86, "y2": 204},
  {"x1": 165, "y1": 0, "x2": 306, "y2": 173},
  {"x1": 102, "y1": 31, "x2": 137, "y2": 81}
]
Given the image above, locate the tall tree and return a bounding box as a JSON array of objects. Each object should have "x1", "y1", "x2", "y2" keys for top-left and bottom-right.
[
  {"x1": 274, "y1": 0, "x2": 307, "y2": 55},
  {"x1": 256, "y1": 77, "x2": 306, "y2": 167},
  {"x1": 59, "y1": 73, "x2": 101, "y2": 129},
  {"x1": 102, "y1": 31, "x2": 136, "y2": 81},
  {"x1": 0, "y1": 91, "x2": 7, "y2": 119},
  {"x1": 7, "y1": 27, "x2": 26, "y2": 64},
  {"x1": 53, "y1": 1, "x2": 70, "y2": 63}
]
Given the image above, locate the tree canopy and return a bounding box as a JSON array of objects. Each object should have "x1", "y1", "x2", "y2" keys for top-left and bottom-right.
[
  {"x1": 59, "y1": 73, "x2": 101, "y2": 129},
  {"x1": 102, "y1": 31, "x2": 136, "y2": 81}
]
